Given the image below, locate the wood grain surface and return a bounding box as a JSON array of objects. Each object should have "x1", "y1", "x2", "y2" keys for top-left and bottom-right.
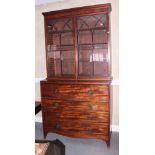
[
  {"x1": 41, "y1": 83, "x2": 109, "y2": 102},
  {"x1": 41, "y1": 3, "x2": 112, "y2": 147},
  {"x1": 43, "y1": 121, "x2": 109, "y2": 141},
  {"x1": 41, "y1": 83, "x2": 110, "y2": 144},
  {"x1": 41, "y1": 98, "x2": 109, "y2": 121}
]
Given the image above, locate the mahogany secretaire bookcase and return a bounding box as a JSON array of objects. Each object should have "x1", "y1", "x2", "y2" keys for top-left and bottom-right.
[{"x1": 40, "y1": 3, "x2": 112, "y2": 146}]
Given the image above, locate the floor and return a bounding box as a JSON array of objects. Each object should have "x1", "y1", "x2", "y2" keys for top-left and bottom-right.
[{"x1": 35, "y1": 122, "x2": 119, "y2": 155}]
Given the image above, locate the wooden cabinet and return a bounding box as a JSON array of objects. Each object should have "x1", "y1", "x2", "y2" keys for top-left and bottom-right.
[{"x1": 40, "y1": 3, "x2": 112, "y2": 147}]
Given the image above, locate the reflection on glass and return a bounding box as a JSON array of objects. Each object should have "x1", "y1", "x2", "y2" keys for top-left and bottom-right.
[
  {"x1": 77, "y1": 14, "x2": 109, "y2": 77},
  {"x1": 47, "y1": 18, "x2": 75, "y2": 77}
]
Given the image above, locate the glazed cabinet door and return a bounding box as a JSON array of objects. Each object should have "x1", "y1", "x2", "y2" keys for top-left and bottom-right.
[
  {"x1": 77, "y1": 13, "x2": 110, "y2": 79},
  {"x1": 46, "y1": 18, "x2": 76, "y2": 79}
]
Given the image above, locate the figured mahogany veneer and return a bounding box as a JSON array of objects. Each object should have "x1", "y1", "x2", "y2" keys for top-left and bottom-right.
[
  {"x1": 42, "y1": 99, "x2": 109, "y2": 122},
  {"x1": 41, "y1": 81, "x2": 111, "y2": 146},
  {"x1": 41, "y1": 83, "x2": 109, "y2": 102},
  {"x1": 43, "y1": 121, "x2": 109, "y2": 141},
  {"x1": 41, "y1": 3, "x2": 112, "y2": 147}
]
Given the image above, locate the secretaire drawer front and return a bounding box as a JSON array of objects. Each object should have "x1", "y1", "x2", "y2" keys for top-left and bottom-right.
[
  {"x1": 41, "y1": 83, "x2": 109, "y2": 94},
  {"x1": 41, "y1": 83, "x2": 109, "y2": 101}
]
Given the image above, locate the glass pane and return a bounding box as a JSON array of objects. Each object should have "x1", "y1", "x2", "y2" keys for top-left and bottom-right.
[
  {"x1": 78, "y1": 31, "x2": 92, "y2": 44},
  {"x1": 79, "y1": 49, "x2": 92, "y2": 61},
  {"x1": 93, "y1": 47, "x2": 108, "y2": 61},
  {"x1": 93, "y1": 46, "x2": 108, "y2": 76},
  {"x1": 93, "y1": 30, "x2": 108, "y2": 43},
  {"x1": 77, "y1": 13, "x2": 109, "y2": 77},
  {"x1": 77, "y1": 14, "x2": 107, "y2": 30},
  {"x1": 61, "y1": 51, "x2": 74, "y2": 75},
  {"x1": 61, "y1": 51, "x2": 74, "y2": 60},
  {"x1": 61, "y1": 32, "x2": 73, "y2": 45},
  {"x1": 47, "y1": 18, "x2": 75, "y2": 77},
  {"x1": 47, "y1": 18, "x2": 73, "y2": 47},
  {"x1": 79, "y1": 61, "x2": 93, "y2": 76},
  {"x1": 48, "y1": 18, "x2": 72, "y2": 32},
  {"x1": 48, "y1": 45, "x2": 74, "y2": 51},
  {"x1": 52, "y1": 33, "x2": 60, "y2": 45},
  {"x1": 62, "y1": 60, "x2": 74, "y2": 75},
  {"x1": 78, "y1": 48, "x2": 93, "y2": 76},
  {"x1": 94, "y1": 62, "x2": 108, "y2": 76},
  {"x1": 48, "y1": 52, "x2": 61, "y2": 76}
]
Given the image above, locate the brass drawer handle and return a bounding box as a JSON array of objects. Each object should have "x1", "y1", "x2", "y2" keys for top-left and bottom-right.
[
  {"x1": 87, "y1": 129, "x2": 94, "y2": 132},
  {"x1": 54, "y1": 102, "x2": 59, "y2": 106},
  {"x1": 89, "y1": 104, "x2": 97, "y2": 110},
  {"x1": 87, "y1": 90, "x2": 93, "y2": 95},
  {"x1": 55, "y1": 113, "x2": 60, "y2": 117},
  {"x1": 52, "y1": 102, "x2": 59, "y2": 109},
  {"x1": 88, "y1": 115, "x2": 94, "y2": 119},
  {"x1": 102, "y1": 101, "x2": 107, "y2": 104},
  {"x1": 54, "y1": 89, "x2": 58, "y2": 93},
  {"x1": 55, "y1": 123, "x2": 60, "y2": 129}
]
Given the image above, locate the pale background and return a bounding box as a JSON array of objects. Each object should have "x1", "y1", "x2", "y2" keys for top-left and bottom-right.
[
  {"x1": 0, "y1": 0, "x2": 154, "y2": 154},
  {"x1": 35, "y1": 0, "x2": 119, "y2": 129}
]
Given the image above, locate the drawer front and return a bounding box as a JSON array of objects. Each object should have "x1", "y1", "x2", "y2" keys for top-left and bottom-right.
[
  {"x1": 43, "y1": 121, "x2": 109, "y2": 140},
  {"x1": 42, "y1": 99, "x2": 109, "y2": 112},
  {"x1": 41, "y1": 84, "x2": 109, "y2": 101},
  {"x1": 42, "y1": 110, "x2": 109, "y2": 122},
  {"x1": 42, "y1": 99, "x2": 109, "y2": 122}
]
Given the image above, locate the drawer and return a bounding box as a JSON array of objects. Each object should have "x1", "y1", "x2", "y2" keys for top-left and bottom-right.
[
  {"x1": 41, "y1": 83, "x2": 109, "y2": 101},
  {"x1": 43, "y1": 121, "x2": 109, "y2": 139},
  {"x1": 42, "y1": 110, "x2": 109, "y2": 122},
  {"x1": 41, "y1": 99, "x2": 109, "y2": 112}
]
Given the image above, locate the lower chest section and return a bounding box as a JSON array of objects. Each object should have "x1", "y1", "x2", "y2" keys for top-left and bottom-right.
[{"x1": 40, "y1": 83, "x2": 110, "y2": 140}]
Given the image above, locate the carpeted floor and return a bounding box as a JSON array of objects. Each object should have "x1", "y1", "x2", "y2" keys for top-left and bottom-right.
[{"x1": 35, "y1": 122, "x2": 119, "y2": 155}]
